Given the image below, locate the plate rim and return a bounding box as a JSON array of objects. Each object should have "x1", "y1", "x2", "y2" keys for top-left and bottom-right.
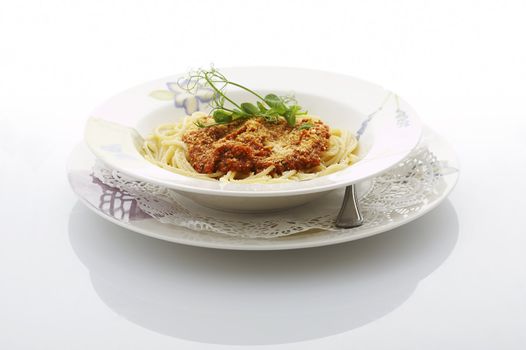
[{"x1": 68, "y1": 126, "x2": 459, "y2": 250}]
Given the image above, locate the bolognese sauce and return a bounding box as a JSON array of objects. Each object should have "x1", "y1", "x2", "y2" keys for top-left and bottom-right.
[{"x1": 182, "y1": 118, "x2": 330, "y2": 176}]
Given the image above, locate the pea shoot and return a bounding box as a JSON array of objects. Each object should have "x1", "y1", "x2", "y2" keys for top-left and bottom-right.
[{"x1": 178, "y1": 67, "x2": 310, "y2": 128}]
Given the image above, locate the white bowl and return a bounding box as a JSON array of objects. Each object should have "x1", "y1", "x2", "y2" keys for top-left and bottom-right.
[{"x1": 85, "y1": 67, "x2": 422, "y2": 212}]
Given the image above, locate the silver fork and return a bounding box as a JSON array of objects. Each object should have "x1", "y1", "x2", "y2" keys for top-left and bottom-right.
[
  {"x1": 334, "y1": 93, "x2": 395, "y2": 228},
  {"x1": 335, "y1": 184, "x2": 363, "y2": 228}
]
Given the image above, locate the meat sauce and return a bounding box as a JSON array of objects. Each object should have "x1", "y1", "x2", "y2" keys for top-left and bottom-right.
[{"x1": 182, "y1": 118, "x2": 330, "y2": 176}]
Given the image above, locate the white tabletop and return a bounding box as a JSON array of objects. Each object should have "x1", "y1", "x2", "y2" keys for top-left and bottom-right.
[{"x1": 1, "y1": 1, "x2": 525, "y2": 349}]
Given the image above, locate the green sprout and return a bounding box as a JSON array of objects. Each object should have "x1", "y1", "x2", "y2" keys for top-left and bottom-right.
[{"x1": 177, "y1": 67, "x2": 309, "y2": 128}]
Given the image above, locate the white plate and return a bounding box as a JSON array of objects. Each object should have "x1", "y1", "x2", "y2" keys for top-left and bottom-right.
[
  {"x1": 68, "y1": 127, "x2": 459, "y2": 250},
  {"x1": 84, "y1": 67, "x2": 422, "y2": 211}
]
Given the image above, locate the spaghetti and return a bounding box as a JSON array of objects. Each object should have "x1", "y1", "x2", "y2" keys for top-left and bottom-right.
[{"x1": 142, "y1": 112, "x2": 359, "y2": 183}]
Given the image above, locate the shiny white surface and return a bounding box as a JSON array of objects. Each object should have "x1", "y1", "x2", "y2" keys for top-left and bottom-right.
[{"x1": 1, "y1": 0, "x2": 526, "y2": 349}]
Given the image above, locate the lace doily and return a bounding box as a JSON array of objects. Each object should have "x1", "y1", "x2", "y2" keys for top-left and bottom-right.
[{"x1": 92, "y1": 147, "x2": 447, "y2": 238}]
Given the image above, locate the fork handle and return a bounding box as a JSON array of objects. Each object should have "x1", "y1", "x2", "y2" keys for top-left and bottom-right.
[{"x1": 335, "y1": 185, "x2": 364, "y2": 228}]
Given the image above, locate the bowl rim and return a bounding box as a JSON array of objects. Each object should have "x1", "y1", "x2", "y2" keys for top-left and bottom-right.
[{"x1": 85, "y1": 66, "x2": 423, "y2": 197}]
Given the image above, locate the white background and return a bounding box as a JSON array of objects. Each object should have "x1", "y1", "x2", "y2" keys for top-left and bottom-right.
[{"x1": 1, "y1": 0, "x2": 525, "y2": 349}]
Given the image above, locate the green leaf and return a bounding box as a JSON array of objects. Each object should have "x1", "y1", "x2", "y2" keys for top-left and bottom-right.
[
  {"x1": 275, "y1": 103, "x2": 287, "y2": 115},
  {"x1": 257, "y1": 101, "x2": 268, "y2": 112},
  {"x1": 289, "y1": 105, "x2": 301, "y2": 113},
  {"x1": 264, "y1": 94, "x2": 288, "y2": 114},
  {"x1": 265, "y1": 108, "x2": 279, "y2": 116},
  {"x1": 232, "y1": 109, "x2": 249, "y2": 120},
  {"x1": 285, "y1": 113, "x2": 296, "y2": 127},
  {"x1": 213, "y1": 109, "x2": 233, "y2": 123},
  {"x1": 240, "y1": 102, "x2": 259, "y2": 115},
  {"x1": 264, "y1": 93, "x2": 281, "y2": 107},
  {"x1": 298, "y1": 122, "x2": 314, "y2": 130}
]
